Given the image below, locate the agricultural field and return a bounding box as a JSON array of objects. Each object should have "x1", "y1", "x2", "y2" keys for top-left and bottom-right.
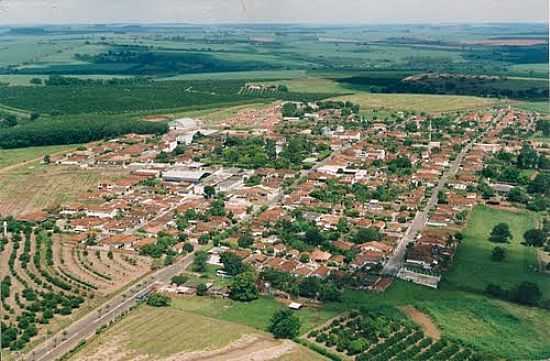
[
  {"x1": 339, "y1": 281, "x2": 550, "y2": 360},
  {"x1": 336, "y1": 93, "x2": 496, "y2": 113},
  {"x1": 303, "y1": 309, "x2": 480, "y2": 361},
  {"x1": 445, "y1": 206, "x2": 549, "y2": 297},
  {"x1": 0, "y1": 163, "x2": 129, "y2": 216},
  {"x1": 69, "y1": 305, "x2": 318, "y2": 361},
  {"x1": 0, "y1": 229, "x2": 152, "y2": 353},
  {"x1": 0, "y1": 144, "x2": 78, "y2": 170}
]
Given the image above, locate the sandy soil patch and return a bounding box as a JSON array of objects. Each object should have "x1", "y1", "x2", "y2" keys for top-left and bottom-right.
[
  {"x1": 401, "y1": 305, "x2": 441, "y2": 340},
  {"x1": 76, "y1": 334, "x2": 295, "y2": 361}
]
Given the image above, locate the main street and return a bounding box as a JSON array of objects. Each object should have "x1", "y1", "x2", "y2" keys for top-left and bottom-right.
[
  {"x1": 382, "y1": 138, "x2": 476, "y2": 276},
  {"x1": 23, "y1": 253, "x2": 196, "y2": 361}
]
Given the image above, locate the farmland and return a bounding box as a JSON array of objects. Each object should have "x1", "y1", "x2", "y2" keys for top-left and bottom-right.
[
  {"x1": 0, "y1": 21, "x2": 549, "y2": 361},
  {"x1": 0, "y1": 144, "x2": 78, "y2": 170},
  {"x1": 68, "y1": 305, "x2": 319, "y2": 361},
  {"x1": 336, "y1": 93, "x2": 496, "y2": 113},
  {"x1": 0, "y1": 163, "x2": 129, "y2": 216},
  {"x1": 339, "y1": 282, "x2": 550, "y2": 360},
  {"x1": 0, "y1": 227, "x2": 152, "y2": 353}
]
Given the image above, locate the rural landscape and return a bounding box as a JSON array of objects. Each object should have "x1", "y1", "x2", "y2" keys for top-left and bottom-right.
[{"x1": 0, "y1": 2, "x2": 549, "y2": 361}]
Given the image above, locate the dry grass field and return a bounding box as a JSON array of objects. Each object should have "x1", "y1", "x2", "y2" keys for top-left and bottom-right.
[
  {"x1": 0, "y1": 163, "x2": 128, "y2": 216},
  {"x1": 70, "y1": 305, "x2": 307, "y2": 361}
]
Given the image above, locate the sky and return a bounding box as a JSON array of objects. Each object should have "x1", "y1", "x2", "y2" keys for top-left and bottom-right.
[{"x1": 0, "y1": 0, "x2": 548, "y2": 24}]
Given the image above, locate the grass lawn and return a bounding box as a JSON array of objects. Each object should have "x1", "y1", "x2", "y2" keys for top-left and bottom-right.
[
  {"x1": 338, "y1": 281, "x2": 550, "y2": 360},
  {"x1": 172, "y1": 295, "x2": 340, "y2": 334},
  {"x1": 335, "y1": 93, "x2": 496, "y2": 113},
  {"x1": 445, "y1": 205, "x2": 548, "y2": 296},
  {"x1": 0, "y1": 144, "x2": 78, "y2": 170},
  {"x1": 71, "y1": 305, "x2": 262, "y2": 361}
]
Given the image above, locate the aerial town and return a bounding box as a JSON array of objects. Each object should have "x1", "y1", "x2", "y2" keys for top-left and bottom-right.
[{"x1": 0, "y1": 16, "x2": 548, "y2": 361}]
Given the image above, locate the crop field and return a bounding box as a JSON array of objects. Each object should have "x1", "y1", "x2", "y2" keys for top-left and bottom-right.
[
  {"x1": 0, "y1": 79, "x2": 334, "y2": 116},
  {"x1": 0, "y1": 230, "x2": 152, "y2": 352},
  {"x1": 445, "y1": 206, "x2": 549, "y2": 297},
  {"x1": 0, "y1": 163, "x2": 129, "y2": 216},
  {"x1": 336, "y1": 93, "x2": 496, "y2": 113},
  {"x1": 304, "y1": 309, "x2": 480, "y2": 361},
  {"x1": 339, "y1": 281, "x2": 550, "y2": 360},
  {"x1": 69, "y1": 305, "x2": 311, "y2": 361}
]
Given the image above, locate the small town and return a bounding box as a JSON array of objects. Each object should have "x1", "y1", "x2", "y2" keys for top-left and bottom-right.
[{"x1": 0, "y1": 11, "x2": 548, "y2": 361}]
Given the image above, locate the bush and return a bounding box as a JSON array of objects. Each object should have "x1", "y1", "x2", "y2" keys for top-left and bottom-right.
[
  {"x1": 146, "y1": 293, "x2": 171, "y2": 307},
  {"x1": 269, "y1": 309, "x2": 301, "y2": 339}
]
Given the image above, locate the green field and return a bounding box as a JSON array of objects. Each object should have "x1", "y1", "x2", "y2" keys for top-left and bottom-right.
[
  {"x1": 172, "y1": 295, "x2": 339, "y2": 334},
  {"x1": 0, "y1": 144, "x2": 77, "y2": 169},
  {"x1": 336, "y1": 93, "x2": 496, "y2": 113},
  {"x1": 515, "y1": 101, "x2": 550, "y2": 114},
  {"x1": 445, "y1": 206, "x2": 548, "y2": 296}
]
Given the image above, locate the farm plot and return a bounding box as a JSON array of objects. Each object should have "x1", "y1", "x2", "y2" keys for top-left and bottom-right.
[
  {"x1": 69, "y1": 305, "x2": 299, "y2": 361},
  {"x1": 304, "y1": 309, "x2": 480, "y2": 361},
  {"x1": 0, "y1": 164, "x2": 129, "y2": 217},
  {"x1": 0, "y1": 230, "x2": 152, "y2": 354}
]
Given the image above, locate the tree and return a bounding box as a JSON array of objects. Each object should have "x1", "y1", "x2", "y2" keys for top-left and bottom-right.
[
  {"x1": 221, "y1": 252, "x2": 246, "y2": 276},
  {"x1": 192, "y1": 251, "x2": 208, "y2": 273},
  {"x1": 196, "y1": 283, "x2": 208, "y2": 296},
  {"x1": 146, "y1": 293, "x2": 171, "y2": 307},
  {"x1": 43, "y1": 154, "x2": 51, "y2": 164},
  {"x1": 268, "y1": 309, "x2": 301, "y2": 339},
  {"x1": 491, "y1": 246, "x2": 506, "y2": 262},
  {"x1": 171, "y1": 274, "x2": 188, "y2": 286},
  {"x1": 353, "y1": 228, "x2": 382, "y2": 244},
  {"x1": 203, "y1": 185, "x2": 216, "y2": 199},
  {"x1": 489, "y1": 223, "x2": 512, "y2": 243},
  {"x1": 528, "y1": 173, "x2": 550, "y2": 195},
  {"x1": 523, "y1": 229, "x2": 546, "y2": 247},
  {"x1": 514, "y1": 282, "x2": 542, "y2": 306},
  {"x1": 183, "y1": 242, "x2": 194, "y2": 253},
  {"x1": 507, "y1": 187, "x2": 529, "y2": 204},
  {"x1": 238, "y1": 231, "x2": 254, "y2": 248},
  {"x1": 304, "y1": 227, "x2": 324, "y2": 246},
  {"x1": 229, "y1": 272, "x2": 258, "y2": 302},
  {"x1": 299, "y1": 277, "x2": 321, "y2": 298},
  {"x1": 517, "y1": 143, "x2": 539, "y2": 169}
]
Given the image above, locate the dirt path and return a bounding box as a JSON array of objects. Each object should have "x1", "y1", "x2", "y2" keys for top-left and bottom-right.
[
  {"x1": 166, "y1": 335, "x2": 295, "y2": 361},
  {"x1": 401, "y1": 305, "x2": 441, "y2": 340}
]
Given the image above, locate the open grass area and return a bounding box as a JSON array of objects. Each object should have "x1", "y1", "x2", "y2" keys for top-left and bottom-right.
[
  {"x1": 445, "y1": 205, "x2": 548, "y2": 296},
  {"x1": 0, "y1": 164, "x2": 128, "y2": 216},
  {"x1": 335, "y1": 93, "x2": 496, "y2": 113},
  {"x1": 0, "y1": 144, "x2": 78, "y2": 170},
  {"x1": 71, "y1": 305, "x2": 262, "y2": 361},
  {"x1": 158, "y1": 70, "x2": 308, "y2": 81},
  {"x1": 172, "y1": 295, "x2": 339, "y2": 334},
  {"x1": 259, "y1": 77, "x2": 352, "y2": 94},
  {"x1": 514, "y1": 101, "x2": 550, "y2": 114}
]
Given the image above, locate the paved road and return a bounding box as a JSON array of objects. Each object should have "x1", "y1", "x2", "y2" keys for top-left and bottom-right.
[
  {"x1": 20, "y1": 139, "x2": 357, "y2": 361},
  {"x1": 382, "y1": 140, "x2": 475, "y2": 276},
  {"x1": 23, "y1": 253, "x2": 196, "y2": 361}
]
